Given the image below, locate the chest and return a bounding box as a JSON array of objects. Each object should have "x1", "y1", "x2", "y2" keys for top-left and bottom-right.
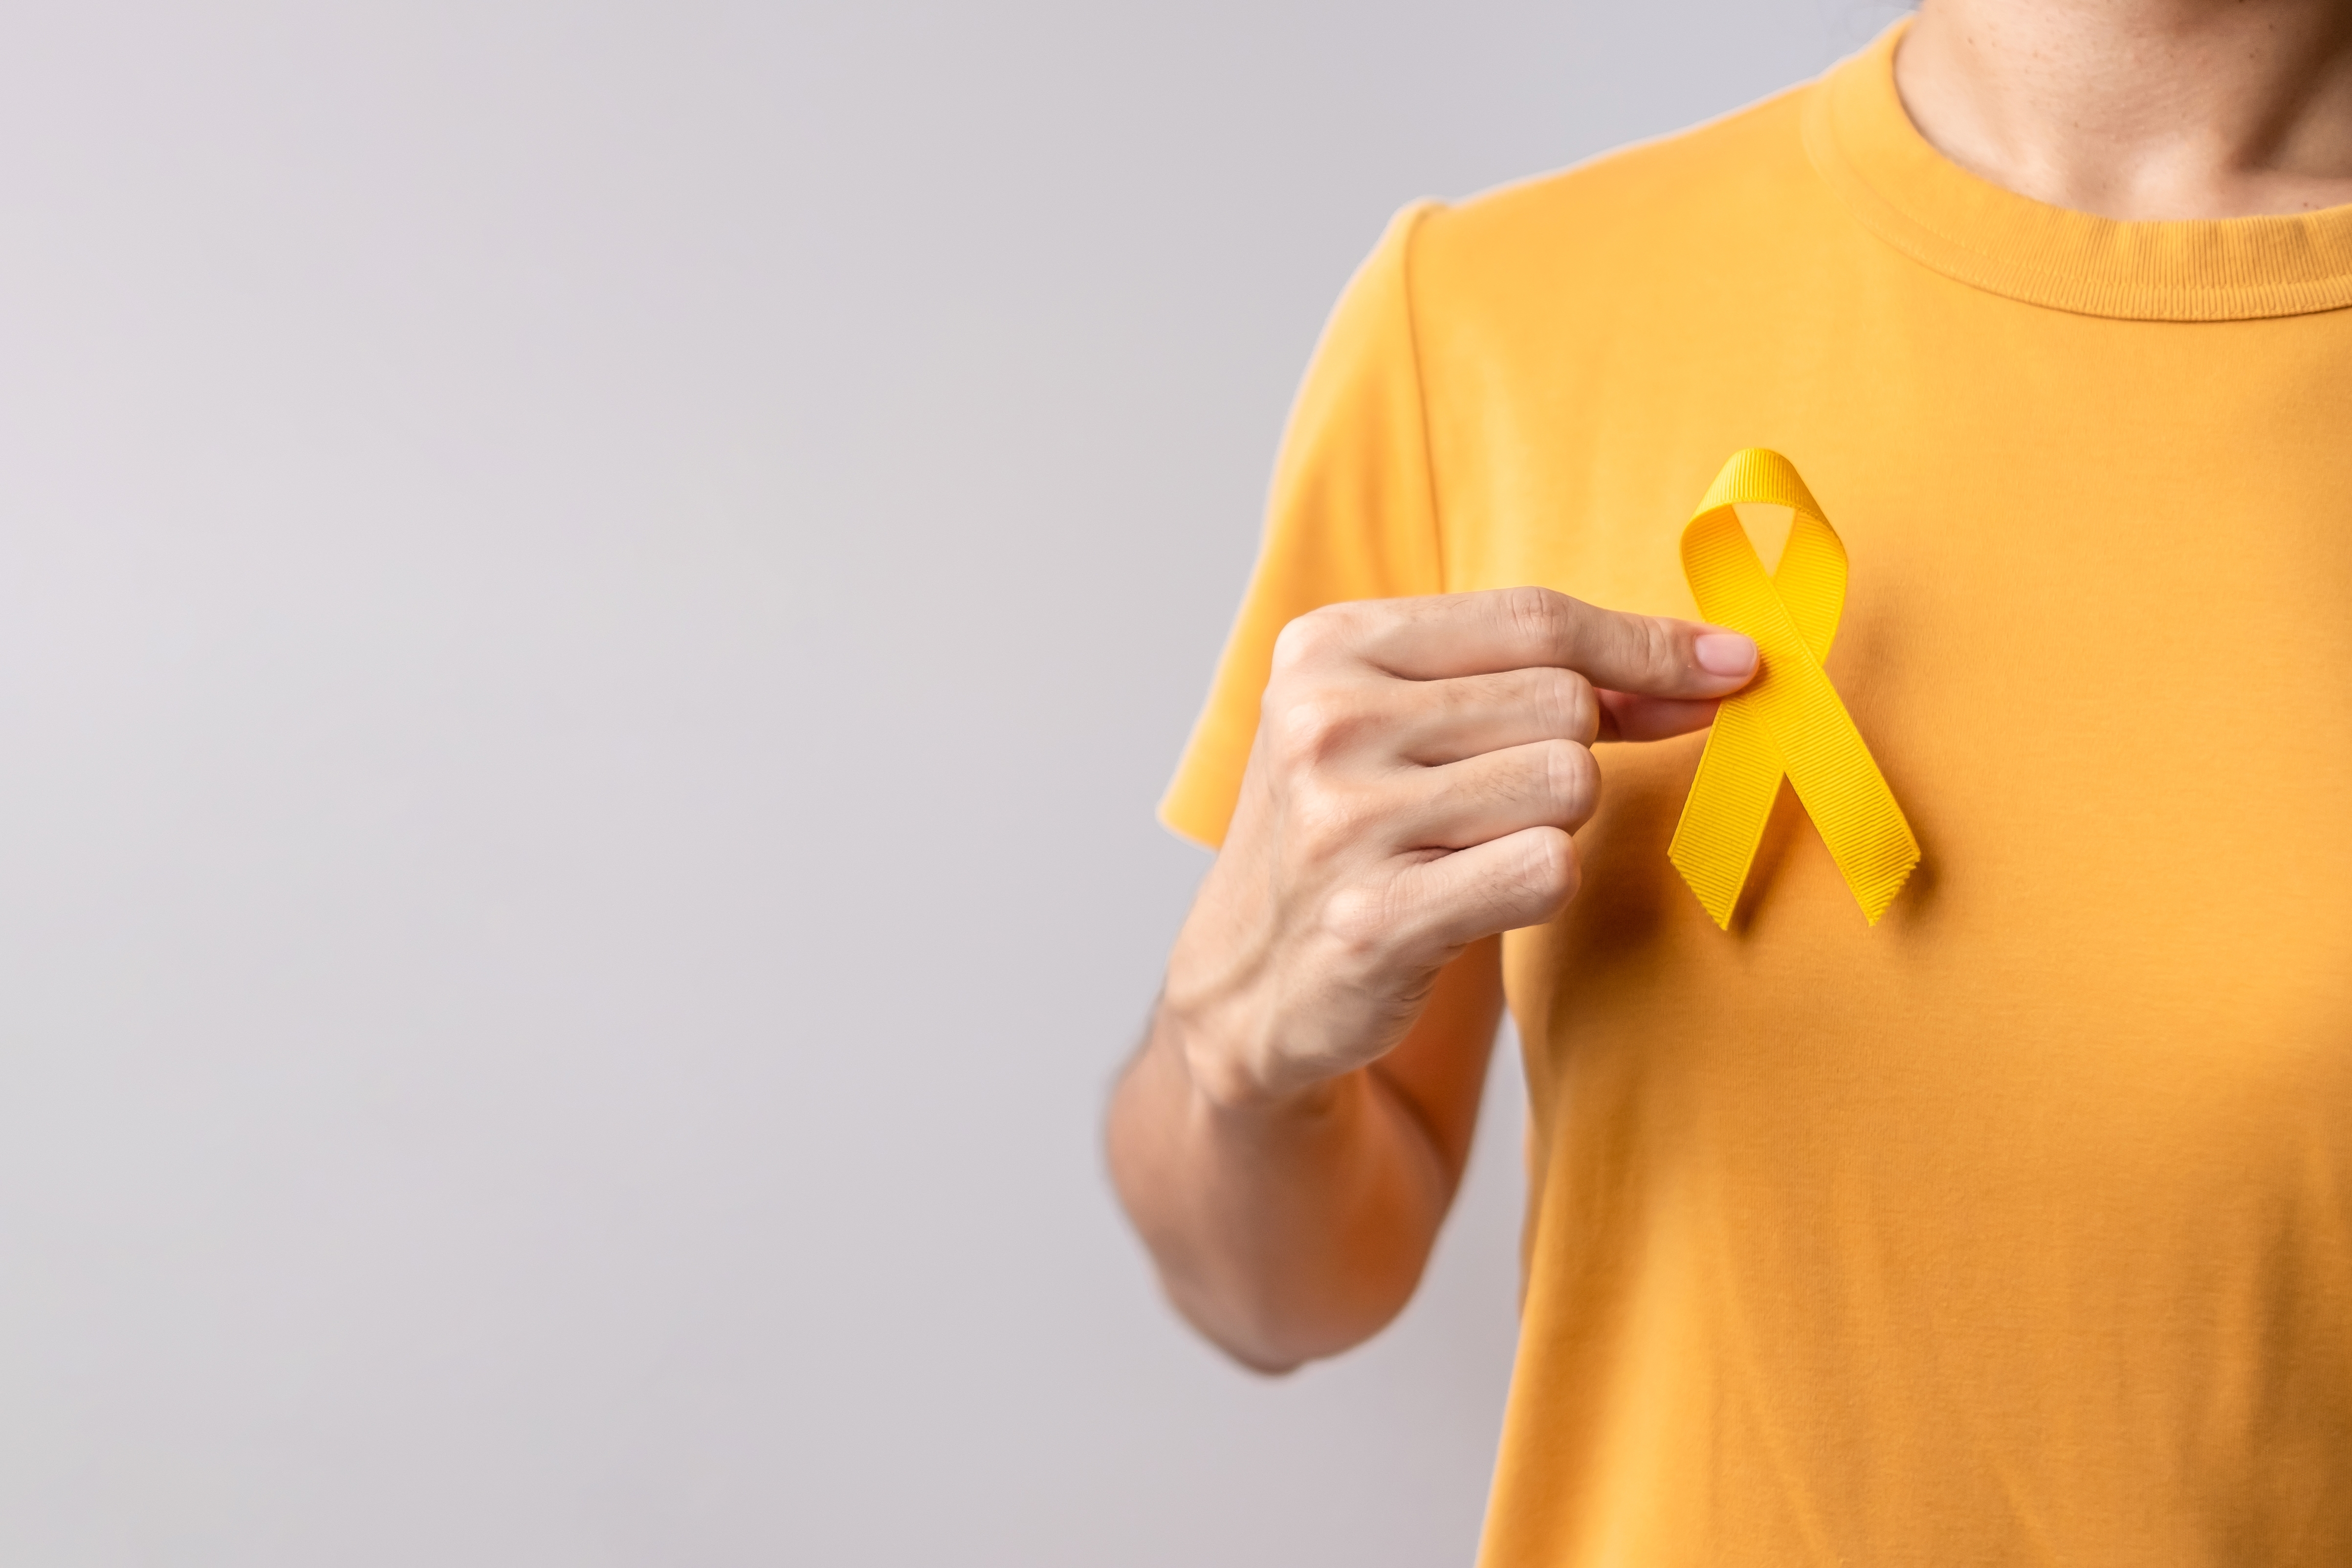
[{"x1": 1459, "y1": 299, "x2": 2352, "y2": 1101}]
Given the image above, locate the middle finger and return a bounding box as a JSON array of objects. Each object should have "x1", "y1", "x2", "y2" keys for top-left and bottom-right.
[{"x1": 1388, "y1": 665, "x2": 1598, "y2": 766}]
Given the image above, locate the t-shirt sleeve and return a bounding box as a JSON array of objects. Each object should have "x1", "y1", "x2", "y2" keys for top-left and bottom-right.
[{"x1": 1157, "y1": 201, "x2": 1448, "y2": 849}]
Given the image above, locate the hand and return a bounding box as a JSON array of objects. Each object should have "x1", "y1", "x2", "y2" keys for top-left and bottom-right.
[{"x1": 1165, "y1": 586, "x2": 1756, "y2": 1106}]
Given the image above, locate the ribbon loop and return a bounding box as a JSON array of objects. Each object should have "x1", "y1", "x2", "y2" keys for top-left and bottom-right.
[{"x1": 1668, "y1": 450, "x2": 1919, "y2": 928}]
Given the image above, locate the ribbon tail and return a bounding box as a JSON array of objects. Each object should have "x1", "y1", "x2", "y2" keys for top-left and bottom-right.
[
  {"x1": 1668, "y1": 692, "x2": 1785, "y2": 929},
  {"x1": 1786, "y1": 750, "x2": 1922, "y2": 926}
]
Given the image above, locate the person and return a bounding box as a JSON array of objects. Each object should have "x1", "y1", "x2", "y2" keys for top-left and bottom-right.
[{"x1": 1106, "y1": 0, "x2": 2352, "y2": 1560}]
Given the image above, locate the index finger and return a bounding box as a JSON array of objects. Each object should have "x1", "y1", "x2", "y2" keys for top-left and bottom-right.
[{"x1": 1339, "y1": 586, "x2": 1756, "y2": 698}]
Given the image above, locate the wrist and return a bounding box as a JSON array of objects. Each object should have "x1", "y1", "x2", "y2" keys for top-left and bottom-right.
[{"x1": 1155, "y1": 975, "x2": 1350, "y2": 1119}]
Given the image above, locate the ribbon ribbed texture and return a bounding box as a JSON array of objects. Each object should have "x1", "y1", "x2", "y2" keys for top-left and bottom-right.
[{"x1": 1668, "y1": 449, "x2": 1919, "y2": 928}]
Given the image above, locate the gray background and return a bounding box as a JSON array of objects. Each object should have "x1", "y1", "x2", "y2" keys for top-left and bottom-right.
[{"x1": 0, "y1": 3, "x2": 1899, "y2": 1563}]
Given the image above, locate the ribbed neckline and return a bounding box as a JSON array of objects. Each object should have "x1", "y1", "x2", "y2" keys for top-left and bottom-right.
[{"x1": 1802, "y1": 21, "x2": 2352, "y2": 321}]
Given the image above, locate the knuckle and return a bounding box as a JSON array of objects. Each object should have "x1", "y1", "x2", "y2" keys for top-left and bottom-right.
[
  {"x1": 1516, "y1": 829, "x2": 1581, "y2": 912},
  {"x1": 1496, "y1": 585, "x2": 1569, "y2": 651},
  {"x1": 1536, "y1": 667, "x2": 1597, "y2": 742},
  {"x1": 1321, "y1": 879, "x2": 1401, "y2": 959},
  {"x1": 1270, "y1": 604, "x2": 1353, "y2": 673},
  {"x1": 1537, "y1": 739, "x2": 1600, "y2": 821},
  {"x1": 1633, "y1": 614, "x2": 1679, "y2": 679},
  {"x1": 1288, "y1": 778, "x2": 1380, "y2": 861},
  {"x1": 1269, "y1": 692, "x2": 1360, "y2": 769}
]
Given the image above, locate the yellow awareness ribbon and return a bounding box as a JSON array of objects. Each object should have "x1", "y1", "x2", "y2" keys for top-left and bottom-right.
[{"x1": 1667, "y1": 449, "x2": 1920, "y2": 928}]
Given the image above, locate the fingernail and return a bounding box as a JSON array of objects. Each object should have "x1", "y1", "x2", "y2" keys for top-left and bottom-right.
[{"x1": 1694, "y1": 633, "x2": 1757, "y2": 676}]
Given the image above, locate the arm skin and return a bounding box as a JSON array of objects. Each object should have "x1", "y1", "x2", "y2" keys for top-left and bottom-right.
[
  {"x1": 1107, "y1": 588, "x2": 1758, "y2": 1373},
  {"x1": 1107, "y1": 936, "x2": 1504, "y2": 1373}
]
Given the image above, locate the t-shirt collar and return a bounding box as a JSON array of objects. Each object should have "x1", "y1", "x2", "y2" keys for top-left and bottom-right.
[{"x1": 1803, "y1": 19, "x2": 2352, "y2": 321}]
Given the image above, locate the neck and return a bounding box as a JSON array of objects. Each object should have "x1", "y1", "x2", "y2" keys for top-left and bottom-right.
[{"x1": 1894, "y1": 0, "x2": 2352, "y2": 218}]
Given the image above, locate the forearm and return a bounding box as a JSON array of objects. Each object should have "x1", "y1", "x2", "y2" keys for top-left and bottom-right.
[{"x1": 1106, "y1": 1006, "x2": 1455, "y2": 1372}]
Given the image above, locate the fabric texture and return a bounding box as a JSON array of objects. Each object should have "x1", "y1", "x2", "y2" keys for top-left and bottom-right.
[{"x1": 1161, "y1": 18, "x2": 2352, "y2": 1567}]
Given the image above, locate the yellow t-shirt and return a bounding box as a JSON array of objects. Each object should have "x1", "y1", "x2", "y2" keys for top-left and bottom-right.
[{"x1": 1160, "y1": 22, "x2": 2352, "y2": 1566}]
